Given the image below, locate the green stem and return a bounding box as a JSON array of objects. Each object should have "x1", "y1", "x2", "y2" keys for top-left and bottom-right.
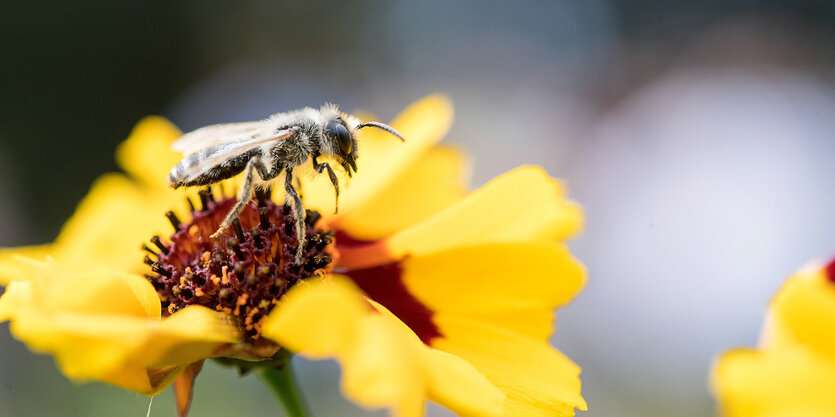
[{"x1": 258, "y1": 355, "x2": 312, "y2": 417}]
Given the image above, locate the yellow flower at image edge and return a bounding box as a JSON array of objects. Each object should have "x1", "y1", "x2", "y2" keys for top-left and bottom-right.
[
  {"x1": 711, "y1": 259, "x2": 835, "y2": 417},
  {"x1": 0, "y1": 94, "x2": 587, "y2": 417}
]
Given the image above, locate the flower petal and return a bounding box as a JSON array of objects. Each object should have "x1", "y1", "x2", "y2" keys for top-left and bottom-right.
[
  {"x1": 431, "y1": 315, "x2": 587, "y2": 416},
  {"x1": 302, "y1": 94, "x2": 454, "y2": 217},
  {"x1": 388, "y1": 166, "x2": 582, "y2": 251},
  {"x1": 115, "y1": 116, "x2": 183, "y2": 190},
  {"x1": 8, "y1": 308, "x2": 165, "y2": 385},
  {"x1": 342, "y1": 261, "x2": 442, "y2": 345},
  {"x1": 765, "y1": 265, "x2": 835, "y2": 360},
  {"x1": 53, "y1": 173, "x2": 172, "y2": 275},
  {"x1": 343, "y1": 242, "x2": 584, "y2": 344},
  {"x1": 1, "y1": 119, "x2": 190, "y2": 281},
  {"x1": 1, "y1": 257, "x2": 159, "y2": 318},
  {"x1": 262, "y1": 277, "x2": 504, "y2": 417},
  {"x1": 332, "y1": 145, "x2": 469, "y2": 240},
  {"x1": 401, "y1": 243, "x2": 585, "y2": 339},
  {"x1": 133, "y1": 306, "x2": 239, "y2": 366},
  {"x1": 0, "y1": 245, "x2": 52, "y2": 285},
  {"x1": 0, "y1": 280, "x2": 31, "y2": 321},
  {"x1": 7, "y1": 304, "x2": 235, "y2": 395},
  {"x1": 44, "y1": 270, "x2": 161, "y2": 318},
  {"x1": 341, "y1": 312, "x2": 427, "y2": 417},
  {"x1": 339, "y1": 166, "x2": 583, "y2": 269},
  {"x1": 421, "y1": 347, "x2": 506, "y2": 417},
  {"x1": 711, "y1": 347, "x2": 835, "y2": 417},
  {"x1": 0, "y1": 266, "x2": 238, "y2": 396},
  {"x1": 102, "y1": 363, "x2": 184, "y2": 395}
]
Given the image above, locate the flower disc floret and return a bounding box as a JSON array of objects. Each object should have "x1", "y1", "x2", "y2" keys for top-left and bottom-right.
[{"x1": 144, "y1": 189, "x2": 334, "y2": 340}]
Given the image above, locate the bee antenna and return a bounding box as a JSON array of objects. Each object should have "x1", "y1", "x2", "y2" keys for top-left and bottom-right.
[{"x1": 355, "y1": 122, "x2": 405, "y2": 142}]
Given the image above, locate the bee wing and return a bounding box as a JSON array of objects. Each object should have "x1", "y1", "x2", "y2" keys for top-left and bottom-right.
[
  {"x1": 179, "y1": 128, "x2": 296, "y2": 183},
  {"x1": 172, "y1": 121, "x2": 265, "y2": 156}
]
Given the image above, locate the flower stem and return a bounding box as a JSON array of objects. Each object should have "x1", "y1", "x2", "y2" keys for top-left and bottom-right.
[{"x1": 258, "y1": 354, "x2": 311, "y2": 417}]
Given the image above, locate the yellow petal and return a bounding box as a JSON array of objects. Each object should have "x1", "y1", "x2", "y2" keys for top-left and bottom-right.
[
  {"x1": 264, "y1": 278, "x2": 368, "y2": 358},
  {"x1": 262, "y1": 277, "x2": 504, "y2": 417},
  {"x1": 432, "y1": 315, "x2": 587, "y2": 416},
  {"x1": 2, "y1": 118, "x2": 189, "y2": 280},
  {"x1": 341, "y1": 313, "x2": 426, "y2": 417},
  {"x1": 454, "y1": 310, "x2": 558, "y2": 344},
  {"x1": 0, "y1": 245, "x2": 52, "y2": 285},
  {"x1": 2, "y1": 266, "x2": 238, "y2": 396},
  {"x1": 344, "y1": 242, "x2": 584, "y2": 343},
  {"x1": 0, "y1": 280, "x2": 32, "y2": 321},
  {"x1": 387, "y1": 166, "x2": 582, "y2": 252},
  {"x1": 765, "y1": 266, "x2": 835, "y2": 360},
  {"x1": 8, "y1": 304, "x2": 236, "y2": 395},
  {"x1": 303, "y1": 94, "x2": 454, "y2": 216},
  {"x1": 9, "y1": 309, "x2": 164, "y2": 383},
  {"x1": 103, "y1": 363, "x2": 184, "y2": 395},
  {"x1": 53, "y1": 173, "x2": 172, "y2": 275},
  {"x1": 365, "y1": 298, "x2": 505, "y2": 417},
  {"x1": 41, "y1": 270, "x2": 161, "y2": 318},
  {"x1": 133, "y1": 306, "x2": 239, "y2": 366},
  {"x1": 339, "y1": 166, "x2": 583, "y2": 269},
  {"x1": 263, "y1": 278, "x2": 425, "y2": 417},
  {"x1": 401, "y1": 243, "x2": 584, "y2": 339},
  {"x1": 712, "y1": 347, "x2": 835, "y2": 417},
  {"x1": 333, "y1": 145, "x2": 470, "y2": 240},
  {"x1": 422, "y1": 347, "x2": 506, "y2": 417},
  {"x1": 116, "y1": 116, "x2": 183, "y2": 190}
]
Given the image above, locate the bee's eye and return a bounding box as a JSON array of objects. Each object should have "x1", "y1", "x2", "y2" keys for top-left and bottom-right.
[{"x1": 329, "y1": 122, "x2": 352, "y2": 155}]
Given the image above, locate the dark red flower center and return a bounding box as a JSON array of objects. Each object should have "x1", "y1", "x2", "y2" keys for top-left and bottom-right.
[
  {"x1": 143, "y1": 189, "x2": 334, "y2": 340},
  {"x1": 826, "y1": 256, "x2": 835, "y2": 283},
  {"x1": 334, "y1": 231, "x2": 443, "y2": 344},
  {"x1": 343, "y1": 261, "x2": 442, "y2": 344}
]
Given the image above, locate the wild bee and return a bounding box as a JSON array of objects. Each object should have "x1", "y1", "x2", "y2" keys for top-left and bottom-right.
[{"x1": 168, "y1": 104, "x2": 405, "y2": 261}]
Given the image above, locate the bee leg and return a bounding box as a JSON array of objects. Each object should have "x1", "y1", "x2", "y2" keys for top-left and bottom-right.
[
  {"x1": 211, "y1": 158, "x2": 258, "y2": 238},
  {"x1": 312, "y1": 156, "x2": 340, "y2": 213},
  {"x1": 284, "y1": 170, "x2": 306, "y2": 264},
  {"x1": 294, "y1": 171, "x2": 304, "y2": 200}
]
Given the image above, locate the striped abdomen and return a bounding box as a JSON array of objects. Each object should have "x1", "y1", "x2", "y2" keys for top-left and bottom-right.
[{"x1": 168, "y1": 146, "x2": 257, "y2": 188}]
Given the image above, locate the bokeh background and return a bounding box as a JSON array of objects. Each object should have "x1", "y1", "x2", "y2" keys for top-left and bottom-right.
[{"x1": 1, "y1": 1, "x2": 834, "y2": 416}]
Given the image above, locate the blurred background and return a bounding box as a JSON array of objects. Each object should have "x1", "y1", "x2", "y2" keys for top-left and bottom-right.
[{"x1": 1, "y1": 1, "x2": 834, "y2": 416}]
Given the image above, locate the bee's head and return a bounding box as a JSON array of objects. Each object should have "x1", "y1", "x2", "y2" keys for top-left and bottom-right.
[
  {"x1": 323, "y1": 115, "x2": 359, "y2": 177},
  {"x1": 320, "y1": 105, "x2": 405, "y2": 177}
]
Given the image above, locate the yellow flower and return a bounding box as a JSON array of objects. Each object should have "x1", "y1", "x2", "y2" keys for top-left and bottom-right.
[
  {"x1": 763, "y1": 260, "x2": 835, "y2": 359},
  {"x1": 711, "y1": 258, "x2": 835, "y2": 417},
  {"x1": 0, "y1": 94, "x2": 587, "y2": 416}
]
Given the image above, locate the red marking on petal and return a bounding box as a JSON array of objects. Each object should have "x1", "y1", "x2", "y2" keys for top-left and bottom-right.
[
  {"x1": 333, "y1": 229, "x2": 441, "y2": 343},
  {"x1": 344, "y1": 261, "x2": 442, "y2": 344},
  {"x1": 825, "y1": 255, "x2": 835, "y2": 283},
  {"x1": 332, "y1": 230, "x2": 372, "y2": 248},
  {"x1": 333, "y1": 230, "x2": 395, "y2": 269}
]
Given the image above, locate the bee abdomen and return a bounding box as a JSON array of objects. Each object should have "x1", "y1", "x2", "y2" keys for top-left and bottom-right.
[
  {"x1": 168, "y1": 150, "x2": 204, "y2": 188},
  {"x1": 169, "y1": 147, "x2": 257, "y2": 189}
]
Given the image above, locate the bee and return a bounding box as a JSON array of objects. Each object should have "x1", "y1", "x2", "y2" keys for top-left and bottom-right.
[{"x1": 168, "y1": 104, "x2": 405, "y2": 262}]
